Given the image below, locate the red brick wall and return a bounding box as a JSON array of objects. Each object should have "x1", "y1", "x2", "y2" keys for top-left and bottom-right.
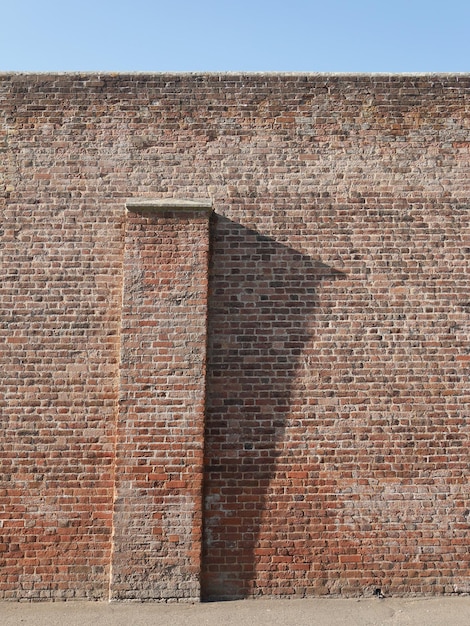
[
  {"x1": 0, "y1": 215, "x2": 119, "y2": 599},
  {"x1": 0, "y1": 73, "x2": 468, "y2": 600}
]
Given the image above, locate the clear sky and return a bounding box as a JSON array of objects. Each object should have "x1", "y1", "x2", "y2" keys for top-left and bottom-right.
[{"x1": 1, "y1": 0, "x2": 469, "y2": 73}]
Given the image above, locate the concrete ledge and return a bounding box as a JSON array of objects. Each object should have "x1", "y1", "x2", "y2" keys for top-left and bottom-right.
[{"x1": 126, "y1": 198, "x2": 213, "y2": 212}]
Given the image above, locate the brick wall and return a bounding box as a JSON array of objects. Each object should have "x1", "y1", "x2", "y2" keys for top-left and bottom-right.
[{"x1": 0, "y1": 73, "x2": 468, "y2": 600}]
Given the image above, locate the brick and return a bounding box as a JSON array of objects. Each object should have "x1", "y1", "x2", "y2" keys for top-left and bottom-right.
[{"x1": 0, "y1": 73, "x2": 468, "y2": 602}]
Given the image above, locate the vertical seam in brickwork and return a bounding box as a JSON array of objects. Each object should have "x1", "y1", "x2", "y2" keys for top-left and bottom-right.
[
  {"x1": 197, "y1": 216, "x2": 212, "y2": 598},
  {"x1": 200, "y1": 213, "x2": 215, "y2": 596},
  {"x1": 108, "y1": 206, "x2": 127, "y2": 601}
]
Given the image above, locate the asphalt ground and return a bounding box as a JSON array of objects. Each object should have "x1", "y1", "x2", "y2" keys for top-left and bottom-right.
[{"x1": 2, "y1": 596, "x2": 470, "y2": 626}]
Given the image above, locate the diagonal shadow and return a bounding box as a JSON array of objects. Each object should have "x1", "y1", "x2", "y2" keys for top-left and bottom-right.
[{"x1": 202, "y1": 216, "x2": 345, "y2": 600}]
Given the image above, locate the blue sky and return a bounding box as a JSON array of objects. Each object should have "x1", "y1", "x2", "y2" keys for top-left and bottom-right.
[{"x1": 1, "y1": 0, "x2": 469, "y2": 73}]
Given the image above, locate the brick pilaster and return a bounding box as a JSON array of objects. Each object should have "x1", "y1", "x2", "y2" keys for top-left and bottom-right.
[{"x1": 110, "y1": 199, "x2": 212, "y2": 600}]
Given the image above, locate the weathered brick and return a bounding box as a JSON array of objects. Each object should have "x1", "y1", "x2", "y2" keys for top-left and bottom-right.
[{"x1": 0, "y1": 73, "x2": 468, "y2": 601}]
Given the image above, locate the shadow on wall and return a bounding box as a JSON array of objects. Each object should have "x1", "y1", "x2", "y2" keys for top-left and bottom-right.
[{"x1": 202, "y1": 215, "x2": 345, "y2": 600}]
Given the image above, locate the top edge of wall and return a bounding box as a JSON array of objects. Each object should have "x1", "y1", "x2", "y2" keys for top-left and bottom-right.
[{"x1": 1, "y1": 71, "x2": 469, "y2": 78}]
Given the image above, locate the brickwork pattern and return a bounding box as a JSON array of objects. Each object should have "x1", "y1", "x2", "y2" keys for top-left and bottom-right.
[
  {"x1": 0, "y1": 74, "x2": 468, "y2": 600},
  {"x1": 0, "y1": 157, "x2": 121, "y2": 598}
]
